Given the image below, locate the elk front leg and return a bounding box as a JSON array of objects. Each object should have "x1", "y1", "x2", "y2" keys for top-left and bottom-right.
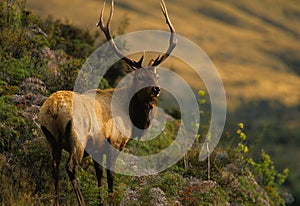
[
  {"x1": 106, "y1": 147, "x2": 118, "y2": 194},
  {"x1": 93, "y1": 158, "x2": 104, "y2": 205}
]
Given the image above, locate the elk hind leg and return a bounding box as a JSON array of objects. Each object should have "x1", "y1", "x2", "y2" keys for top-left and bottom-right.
[
  {"x1": 41, "y1": 126, "x2": 62, "y2": 206},
  {"x1": 65, "y1": 121, "x2": 86, "y2": 206},
  {"x1": 52, "y1": 146, "x2": 62, "y2": 206},
  {"x1": 66, "y1": 154, "x2": 85, "y2": 206}
]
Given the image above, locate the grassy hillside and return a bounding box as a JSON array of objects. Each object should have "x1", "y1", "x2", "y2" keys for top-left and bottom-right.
[
  {"x1": 26, "y1": 0, "x2": 300, "y2": 107},
  {"x1": 25, "y1": 0, "x2": 300, "y2": 203},
  {"x1": 2, "y1": 0, "x2": 299, "y2": 204}
]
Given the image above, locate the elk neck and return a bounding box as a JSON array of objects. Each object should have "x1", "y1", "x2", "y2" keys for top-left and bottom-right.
[{"x1": 127, "y1": 87, "x2": 158, "y2": 139}]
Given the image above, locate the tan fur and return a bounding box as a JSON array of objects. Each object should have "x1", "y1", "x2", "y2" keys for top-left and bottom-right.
[
  {"x1": 38, "y1": 88, "x2": 133, "y2": 206},
  {"x1": 39, "y1": 89, "x2": 132, "y2": 153}
]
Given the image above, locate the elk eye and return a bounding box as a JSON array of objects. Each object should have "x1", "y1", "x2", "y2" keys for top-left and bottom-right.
[{"x1": 152, "y1": 87, "x2": 160, "y2": 94}]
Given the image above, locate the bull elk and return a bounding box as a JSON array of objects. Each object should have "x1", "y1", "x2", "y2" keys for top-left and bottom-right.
[{"x1": 38, "y1": 0, "x2": 176, "y2": 205}]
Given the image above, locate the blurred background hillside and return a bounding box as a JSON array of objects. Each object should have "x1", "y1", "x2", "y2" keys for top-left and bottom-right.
[{"x1": 3, "y1": 0, "x2": 300, "y2": 204}]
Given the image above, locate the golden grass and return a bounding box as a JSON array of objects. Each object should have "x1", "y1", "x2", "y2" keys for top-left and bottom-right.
[{"x1": 26, "y1": 0, "x2": 300, "y2": 110}]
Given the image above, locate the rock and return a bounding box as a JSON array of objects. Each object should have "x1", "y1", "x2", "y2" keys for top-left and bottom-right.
[
  {"x1": 220, "y1": 163, "x2": 271, "y2": 206},
  {"x1": 20, "y1": 77, "x2": 46, "y2": 95},
  {"x1": 11, "y1": 78, "x2": 47, "y2": 126},
  {"x1": 149, "y1": 187, "x2": 168, "y2": 206},
  {"x1": 120, "y1": 188, "x2": 140, "y2": 206},
  {"x1": 120, "y1": 187, "x2": 169, "y2": 206},
  {"x1": 38, "y1": 47, "x2": 69, "y2": 76}
]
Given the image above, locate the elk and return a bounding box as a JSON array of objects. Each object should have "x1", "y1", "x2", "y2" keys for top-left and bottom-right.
[{"x1": 38, "y1": 0, "x2": 176, "y2": 205}]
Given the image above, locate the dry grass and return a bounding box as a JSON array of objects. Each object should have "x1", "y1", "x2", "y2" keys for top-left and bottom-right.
[{"x1": 26, "y1": 0, "x2": 300, "y2": 109}]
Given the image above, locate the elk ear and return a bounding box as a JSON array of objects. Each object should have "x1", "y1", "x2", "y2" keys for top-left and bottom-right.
[{"x1": 149, "y1": 96, "x2": 158, "y2": 108}]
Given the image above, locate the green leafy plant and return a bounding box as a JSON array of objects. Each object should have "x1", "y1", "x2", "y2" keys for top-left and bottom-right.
[
  {"x1": 0, "y1": 96, "x2": 27, "y2": 152},
  {"x1": 233, "y1": 122, "x2": 289, "y2": 205}
]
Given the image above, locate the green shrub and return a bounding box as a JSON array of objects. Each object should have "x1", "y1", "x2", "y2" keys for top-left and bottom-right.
[
  {"x1": 230, "y1": 123, "x2": 289, "y2": 205},
  {"x1": 0, "y1": 96, "x2": 27, "y2": 152},
  {"x1": 0, "y1": 56, "x2": 36, "y2": 86}
]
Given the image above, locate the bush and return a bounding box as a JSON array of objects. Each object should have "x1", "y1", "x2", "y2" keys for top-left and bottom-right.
[{"x1": 0, "y1": 96, "x2": 28, "y2": 152}]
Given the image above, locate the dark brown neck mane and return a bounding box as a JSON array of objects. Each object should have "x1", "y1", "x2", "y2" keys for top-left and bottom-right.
[{"x1": 129, "y1": 92, "x2": 157, "y2": 139}]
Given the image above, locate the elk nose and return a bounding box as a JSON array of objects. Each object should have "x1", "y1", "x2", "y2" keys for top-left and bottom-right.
[{"x1": 152, "y1": 87, "x2": 160, "y2": 96}]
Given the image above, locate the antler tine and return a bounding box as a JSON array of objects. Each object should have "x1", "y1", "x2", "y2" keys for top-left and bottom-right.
[
  {"x1": 96, "y1": 0, "x2": 106, "y2": 32},
  {"x1": 108, "y1": 0, "x2": 114, "y2": 27},
  {"x1": 97, "y1": 0, "x2": 143, "y2": 70},
  {"x1": 152, "y1": 0, "x2": 177, "y2": 67},
  {"x1": 160, "y1": 0, "x2": 175, "y2": 33}
]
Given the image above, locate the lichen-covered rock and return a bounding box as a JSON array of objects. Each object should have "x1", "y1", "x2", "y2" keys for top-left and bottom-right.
[
  {"x1": 149, "y1": 187, "x2": 168, "y2": 206},
  {"x1": 120, "y1": 187, "x2": 169, "y2": 206},
  {"x1": 11, "y1": 77, "x2": 47, "y2": 126},
  {"x1": 120, "y1": 188, "x2": 140, "y2": 206},
  {"x1": 220, "y1": 163, "x2": 271, "y2": 205},
  {"x1": 38, "y1": 47, "x2": 69, "y2": 76},
  {"x1": 20, "y1": 77, "x2": 46, "y2": 96}
]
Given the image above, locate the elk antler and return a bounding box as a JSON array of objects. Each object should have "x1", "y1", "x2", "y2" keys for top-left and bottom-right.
[
  {"x1": 97, "y1": 0, "x2": 176, "y2": 69},
  {"x1": 152, "y1": 0, "x2": 177, "y2": 67},
  {"x1": 97, "y1": 0, "x2": 143, "y2": 70}
]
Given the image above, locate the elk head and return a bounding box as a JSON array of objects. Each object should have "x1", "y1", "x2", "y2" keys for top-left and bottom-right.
[
  {"x1": 132, "y1": 65, "x2": 160, "y2": 106},
  {"x1": 97, "y1": 0, "x2": 176, "y2": 134}
]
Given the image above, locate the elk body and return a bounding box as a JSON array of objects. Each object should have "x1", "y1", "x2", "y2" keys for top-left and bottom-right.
[{"x1": 38, "y1": 0, "x2": 176, "y2": 205}]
